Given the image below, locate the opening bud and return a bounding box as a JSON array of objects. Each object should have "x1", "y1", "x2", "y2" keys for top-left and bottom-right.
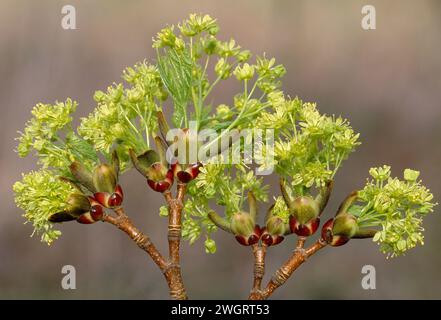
[
  {"x1": 93, "y1": 184, "x2": 124, "y2": 208},
  {"x1": 147, "y1": 169, "x2": 174, "y2": 193},
  {"x1": 291, "y1": 196, "x2": 320, "y2": 225},
  {"x1": 176, "y1": 162, "x2": 202, "y2": 183},
  {"x1": 261, "y1": 216, "x2": 288, "y2": 246},
  {"x1": 230, "y1": 212, "x2": 261, "y2": 246},
  {"x1": 49, "y1": 193, "x2": 91, "y2": 223},
  {"x1": 66, "y1": 193, "x2": 92, "y2": 216},
  {"x1": 289, "y1": 216, "x2": 320, "y2": 237},
  {"x1": 130, "y1": 148, "x2": 175, "y2": 193},
  {"x1": 321, "y1": 218, "x2": 350, "y2": 247},
  {"x1": 49, "y1": 194, "x2": 104, "y2": 225},
  {"x1": 332, "y1": 214, "x2": 358, "y2": 238},
  {"x1": 93, "y1": 164, "x2": 118, "y2": 194},
  {"x1": 77, "y1": 197, "x2": 104, "y2": 224}
]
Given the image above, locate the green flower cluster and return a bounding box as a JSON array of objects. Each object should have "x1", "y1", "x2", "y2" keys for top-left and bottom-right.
[
  {"x1": 15, "y1": 99, "x2": 100, "y2": 245},
  {"x1": 262, "y1": 96, "x2": 360, "y2": 192},
  {"x1": 16, "y1": 99, "x2": 98, "y2": 176},
  {"x1": 180, "y1": 162, "x2": 268, "y2": 252},
  {"x1": 79, "y1": 62, "x2": 167, "y2": 171},
  {"x1": 13, "y1": 170, "x2": 76, "y2": 244},
  {"x1": 350, "y1": 166, "x2": 436, "y2": 257}
]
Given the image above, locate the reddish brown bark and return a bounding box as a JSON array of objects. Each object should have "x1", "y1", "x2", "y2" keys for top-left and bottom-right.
[
  {"x1": 163, "y1": 183, "x2": 187, "y2": 300},
  {"x1": 250, "y1": 244, "x2": 267, "y2": 296},
  {"x1": 103, "y1": 184, "x2": 188, "y2": 300},
  {"x1": 249, "y1": 238, "x2": 327, "y2": 300},
  {"x1": 103, "y1": 211, "x2": 167, "y2": 270}
]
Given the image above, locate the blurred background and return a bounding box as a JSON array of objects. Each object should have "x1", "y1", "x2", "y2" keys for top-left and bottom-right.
[{"x1": 1, "y1": 0, "x2": 440, "y2": 299}]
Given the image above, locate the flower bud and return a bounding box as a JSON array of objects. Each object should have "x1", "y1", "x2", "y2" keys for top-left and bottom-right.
[
  {"x1": 93, "y1": 90, "x2": 106, "y2": 103},
  {"x1": 289, "y1": 216, "x2": 320, "y2": 237},
  {"x1": 233, "y1": 63, "x2": 255, "y2": 81},
  {"x1": 176, "y1": 162, "x2": 202, "y2": 183},
  {"x1": 332, "y1": 214, "x2": 358, "y2": 238},
  {"x1": 321, "y1": 218, "x2": 350, "y2": 247},
  {"x1": 216, "y1": 104, "x2": 233, "y2": 121},
  {"x1": 237, "y1": 50, "x2": 251, "y2": 63},
  {"x1": 291, "y1": 196, "x2": 320, "y2": 225},
  {"x1": 230, "y1": 212, "x2": 261, "y2": 246},
  {"x1": 48, "y1": 211, "x2": 76, "y2": 223},
  {"x1": 261, "y1": 200, "x2": 291, "y2": 246},
  {"x1": 261, "y1": 232, "x2": 284, "y2": 246},
  {"x1": 93, "y1": 164, "x2": 117, "y2": 194},
  {"x1": 266, "y1": 215, "x2": 288, "y2": 235},
  {"x1": 130, "y1": 148, "x2": 175, "y2": 193},
  {"x1": 77, "y1": 197, "x2": 103, "y2": 224},
  {"x1": 147, "y1": 167, "x2": 174, "y2": 193},
  {"x1": 205, "y1": 238, "x2": 217, "y2": 254},
  {"x1": 231, "y1": 212, "x2": 255, "y2": 237},
  {"x1": 127, "y1": 88, "x2": 144, "y2": 103},
  {"x1": 69, "y1": 161, "x2": 95, "y2": 193},
  {"x1": 215, "y1": 58, "x2": 232, "y2": 80},
  {"x1": 76, "y1": 212, "x2": 96, "y2": 224},
  {"x1": 203, "y1": 37, "x2": 218, "y2": 55},
  {"x1": 66, "y1": 193, "x2": 92, "y2": 216},
  {"x1": 94, "y1": 184, "x2": 124, "y2": 208},
  {"x1": 288, "y1": 195, "x2": 321, "y2": 236},
  {"x1": 129, "y1": 149, "x2": 160, "y2": 178},
  {"x1": 404, "y1": 168, "x2": 420, "y2": 182},
  {"x1": 49, "y1": 193, "x2": 91, "y2": 223},
  {"x1": 261, "y1": 216, "x2": 288, "y2": 246},
  {"x1": 90, "y1": 204, "x2": 104, "y2": 221}
]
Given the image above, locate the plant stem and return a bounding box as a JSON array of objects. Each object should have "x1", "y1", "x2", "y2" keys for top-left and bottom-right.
[
  {"x1": 248, "y1": 238, "x2": 327, "y2": 300},
  {"x1": 102, "y1": 209, "x2": 167, "y2": 273},
  {"x1": 251, "y1": 244, "x2": 267, "y2": 295},
  {"x1": 103, "y1": 205, "x2": 188, "y2": 300},
  {"x1": 163, "y1": 183, "x2": 188, "y2": 300}
]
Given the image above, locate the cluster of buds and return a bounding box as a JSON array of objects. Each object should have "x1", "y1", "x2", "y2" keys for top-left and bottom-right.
[
  {"x1": 321, "y1": 191, "x2": 376, "y2": 246},
  {"x1": 129, "y1": 135, "x2": 202, "y2": 193},
  {"x1": 281, "y1": 179, "x2": 333, "y2": 237},
  {"x1": 208, "y1": 192, "x2": 282, "y2": 246},
  {"x1": 129, "y1": 111, "x2": 204, "y2": 192},
  {"x1": 49, "y1": 151, "x2": 124, "y2": 224}
]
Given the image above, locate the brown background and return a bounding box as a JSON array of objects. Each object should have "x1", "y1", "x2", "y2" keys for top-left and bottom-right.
[{"x1": 0, "y1": 0, "x2": 440, "y2": 299}]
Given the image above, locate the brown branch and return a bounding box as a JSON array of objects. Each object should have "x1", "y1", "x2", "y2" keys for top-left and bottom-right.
[
  {"x1": 250, "y1": 244, "x2": 267, "y2": 296},
  {"x1": 249, "y1": 238, "x2": 327, "y2": 300},
  {"x1": 103, "y1": 209, "x2": 167, "y2": 271},
  {"x1": 163, "y1": 182, "x2": 188, "y2": 300},
  {"x1": 103, "y1": 205, "x2": 188, "y2": 300}
]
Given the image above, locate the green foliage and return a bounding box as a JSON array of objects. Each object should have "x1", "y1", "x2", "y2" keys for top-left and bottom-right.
[
  {"x1": 13, "y1": 170, "x2": 76, "y2": 244},
  {"x1": 157, "y1": 47, "x2": 193, "y2": 127},
  {"x1": 351, "y1": 166, "x2": 436, "y2": 257}
]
